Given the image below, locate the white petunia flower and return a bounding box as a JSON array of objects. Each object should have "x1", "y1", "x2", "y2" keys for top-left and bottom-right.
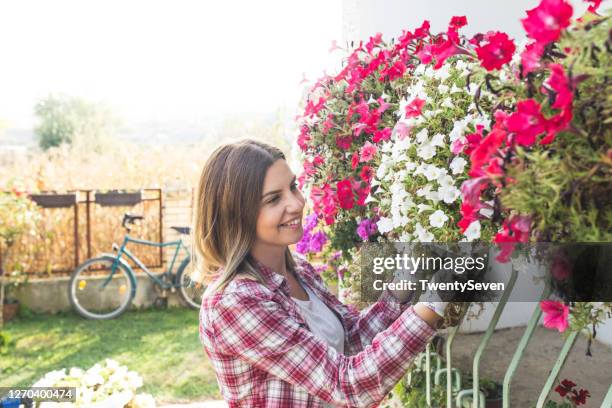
[
  {"x1": 417, "y1": 143, "x2": 436, "y2": 160},
  {"x1": 433, "y1": 65, "x2": 451, "y2": 81},
  {"x1": 438, "y1": 84, "x2": 450, "y2": 94},
  {"x1": 376, "y1": 163, "x2": 388, "y2": 179},
  {"x1": 450, "y1": 156, "x2": 467, "y2": 174},
  {"x1": 424, "y1": 164, "x2": 444, "y2": 181},
  {"x1": 441, "y1": 97, "x2": 454, "y2": 109},
  {"x1": 417, "y1": 203, "x2": 432, "y2": 213},
  {"x1": 414, "y1": 222, "x2": 434, "y2": 242},
  {"x1": 416, "y1": 184, "x2": 433, "y2": 198},
  {"x1": 449, "y1": 120, "x2": 466, "y2": 142},
  {"x1": 415, "y1": 128, "x2": 429, "y2": 144},
  {"x1": 429, "y1": 210, "x2": 448, "y2": 228},
  {"x1": 464, "y1": 220, "x2": 482, "y2": 241},
  {"x1": 437, "y1": 174, "x2": 454, "y2": 188},
  {"x1": 399, "y1": 232, "x2": 412, "y2": 242},
  {"x1": 430, "y1": 133, "x2": 446, "y2": 147},
  {"x1": 405, "y1": 161, "x2": 417, "y2": 172},
  {"x1": 450, "y1": 84, "x2": 463, "y2": 94},
  {"x1": 439, "y1": 185, "x2": 461, "y2": 204},
  {"x1": 377, "y1": 217, "x2": 394, "y2": 234}
]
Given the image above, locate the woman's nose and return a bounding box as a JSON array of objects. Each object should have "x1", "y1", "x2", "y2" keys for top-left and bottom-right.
[{"x1": 287, "y1": 191, "x2": 305, "y2": 212}]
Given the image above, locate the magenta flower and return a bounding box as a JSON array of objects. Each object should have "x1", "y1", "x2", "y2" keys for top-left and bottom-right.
[
  {"x1": 540, "y1": 300, "x2": 570, "y2": 332},
  {"x1": 357, "y1": 217, "x2": 378, "y2": 241},
  {"x1": 373, "y1": 127, "x2": 392, "y2": 143},
  {"x1": 544, "y1": 63, "x2": 573, "y2": 110},
  {"x1": 475, "y1": 31, "x2": 516, "y2": 71},
  {"x1": 506, "y1": 99, "x2": 547, "y2": 146},
  {"x1": 336, "y1": 179, "x2": 354, "y2": 209},
  {"x1": 521, "y1": 0, "x2": 573, "y2": 44}
]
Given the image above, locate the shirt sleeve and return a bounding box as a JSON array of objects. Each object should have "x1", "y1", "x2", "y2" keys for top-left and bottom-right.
[{"x1": 209, "y1": 291, "x2": 436, "y2": 408}]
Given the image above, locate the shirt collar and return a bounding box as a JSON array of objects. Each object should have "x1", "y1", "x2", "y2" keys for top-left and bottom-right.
[{"x1": 251, "y1": 256, "x2": 292, "y2": 292}]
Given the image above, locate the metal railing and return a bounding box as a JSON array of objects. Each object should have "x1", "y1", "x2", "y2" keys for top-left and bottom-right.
[{"x1": 400, "y1": 265, "x2": 609, "y2": 407}]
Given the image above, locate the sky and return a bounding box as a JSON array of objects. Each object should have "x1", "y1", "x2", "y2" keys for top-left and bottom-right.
[{"x1": 0, "y1": 0, "x2": 342, "y2": 128}]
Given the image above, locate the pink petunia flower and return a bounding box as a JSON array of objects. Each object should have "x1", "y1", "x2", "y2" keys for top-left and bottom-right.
[
  {"x1": 521, "y1": 41, "x2": 545, "y2": 76},
  {"x1": 359, "y1": 141, "x2": 378, "y2": 162},
  {"x1": 405, "y1": 97, "x2": 426, "y2": 118},
  {"x1": 540, "y1": 300, "x2": 570, "y2": 332},
  {"x1": 521, "y1": 0, "x2": 573, "y2": 44}
]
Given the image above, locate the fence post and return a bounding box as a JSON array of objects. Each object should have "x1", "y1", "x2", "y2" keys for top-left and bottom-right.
[
  {"x1": 535, "y1": 331, "x2": 579, "y2": 408},
  {"x1": 469, "y1": 266, "x2": 518, "y2": 408},
  {"x1": 502, "y1": 283, "x2": 551, "y2": 408}
]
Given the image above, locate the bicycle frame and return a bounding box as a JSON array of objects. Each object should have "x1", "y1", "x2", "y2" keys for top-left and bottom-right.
[{"x1": 104, "y1": 235, "x2": 191, "y2": 292}]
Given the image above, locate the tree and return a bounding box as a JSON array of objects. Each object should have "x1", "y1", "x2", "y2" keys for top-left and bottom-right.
[{"x1": 34, "y1": 94, "x2": 120, "y2": 151}]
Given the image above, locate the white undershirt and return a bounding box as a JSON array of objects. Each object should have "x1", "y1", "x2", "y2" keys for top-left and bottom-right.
[{"x1": 291, "y1": 284, "x2": 345, "y2": 356}]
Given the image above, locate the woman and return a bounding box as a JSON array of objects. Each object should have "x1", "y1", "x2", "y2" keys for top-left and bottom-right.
[{"x1": 195, "y1": 139, "x2": 446, "y2": 408}]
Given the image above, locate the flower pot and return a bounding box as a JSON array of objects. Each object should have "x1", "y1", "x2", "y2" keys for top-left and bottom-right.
[
  {"x1": 95, "y1": 190, "x2": 142, "y2": 207},
  {"x1": 2, "y1": 300, "x2": 20, "y2": 322},
  {"x1": 30, "y1": 193, "x2": 77, "y2": 208}
]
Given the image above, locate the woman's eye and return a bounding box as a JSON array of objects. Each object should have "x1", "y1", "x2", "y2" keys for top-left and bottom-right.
[{"x1": 268, "y1": 196, "x2": 280, "y2": 204}]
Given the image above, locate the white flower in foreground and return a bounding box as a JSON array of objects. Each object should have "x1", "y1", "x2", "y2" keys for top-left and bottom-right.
[
  {"x1": 417, "y1": 203, "x2": 432, "y2": 213},
  {"x1": 415, "y1": 128, "x2": 429, "y2": 144},
  {"x1": 430, "y1": 133, "x2": 446, "y2": 147},
  {"x1": 131, "y1": 393, "x2": 157, "y2": 408},
  {"x1": 450, "y1": 156, "x2": 467, "y2": 175},
  {"x1": 439, "y1": 185, "x2": 461, "y2": 204},
  {"x1": 441, "y1": 97, "x2": 454, "y2": 109},
  {"x1": 450, "y1": 84, "x2": 463, "y2": 94},
  {"x1": 424, "y1": 164, "x2": 443, "y2": 181},
  {"x1": 438, "y1": 84, "x2": 449, "y2": 93},
  {"x1": 464, "y1": 220, "x2": 482, "y2": 241},
  {"x1": 437, "y1": 174, "x2": 454, "y2": 188},
  {"x1": 399, "y1": 232, "x2": 412, "y2": 242},
  {"x1": 417, "y1": 143, "x2": 436, "y2": 160},
  {"x1": 429, "y1": 210, "x2": 448, "y2": 228},
  {"x1": 405, "y1": 161, "x2": 417, "y2": 172},
  {"x1": 377, "y1": 217, "x2": 394, "y2": 234}
]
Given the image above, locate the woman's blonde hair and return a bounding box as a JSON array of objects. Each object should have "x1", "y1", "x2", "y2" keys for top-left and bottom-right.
[{"x1": 193, "y1": 139, "x2": 297, "y2": 297}]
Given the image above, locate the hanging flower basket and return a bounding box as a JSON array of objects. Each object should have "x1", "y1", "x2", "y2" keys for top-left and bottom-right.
[
  {"x1": 95, "y1": 190, "x2": 142, "y2": 207},
  {"x1": 30, "y1": 193, "x2": 77, "y2": 208}
]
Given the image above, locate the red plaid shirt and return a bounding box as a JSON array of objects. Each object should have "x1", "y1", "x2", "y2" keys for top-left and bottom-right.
[{"x1": 199, "y1": 252, "x2": 436, "y2": 407}]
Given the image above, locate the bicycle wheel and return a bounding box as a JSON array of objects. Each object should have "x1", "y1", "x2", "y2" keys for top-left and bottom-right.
[
  {"x1": 69, "y1": 256, "x2": 134, "y2": 319},
  {"x1": 176, "y1": 259, "x2": 205, "y2": 309}
]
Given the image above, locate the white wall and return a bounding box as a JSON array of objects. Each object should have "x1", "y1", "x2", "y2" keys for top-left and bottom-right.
[{"x1": 342, "y1": 0, "x2": 608, "y2": 43}]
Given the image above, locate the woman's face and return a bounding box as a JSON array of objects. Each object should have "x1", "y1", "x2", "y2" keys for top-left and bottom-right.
[{"x1": 255, "y1": 159, "x2": 305, "y2": 247}]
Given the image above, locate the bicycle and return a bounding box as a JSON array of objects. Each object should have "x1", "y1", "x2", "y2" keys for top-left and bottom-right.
[{"x1": 68, "y1": 213, "x2": 205, "y2": 319}]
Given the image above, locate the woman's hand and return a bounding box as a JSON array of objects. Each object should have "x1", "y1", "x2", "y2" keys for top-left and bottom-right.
[{"x1": 413, "y1": 303, "x2": 444, "y2": 329}]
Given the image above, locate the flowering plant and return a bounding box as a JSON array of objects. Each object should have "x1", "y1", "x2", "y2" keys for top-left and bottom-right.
[
  {"x1": 33, "y1": 359, "x2": 155, "y2": 408},
  {"x1": 543, "y1": 378, "x2": 591, "y2": 407},
  {"x1": 295, "y1": 0, "x2": 611, "y2": 343}
]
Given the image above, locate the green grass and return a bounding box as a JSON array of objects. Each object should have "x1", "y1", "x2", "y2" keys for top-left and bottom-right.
[{"x1": 0, "y1": 307, "x2": 222, "y2": 404}]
